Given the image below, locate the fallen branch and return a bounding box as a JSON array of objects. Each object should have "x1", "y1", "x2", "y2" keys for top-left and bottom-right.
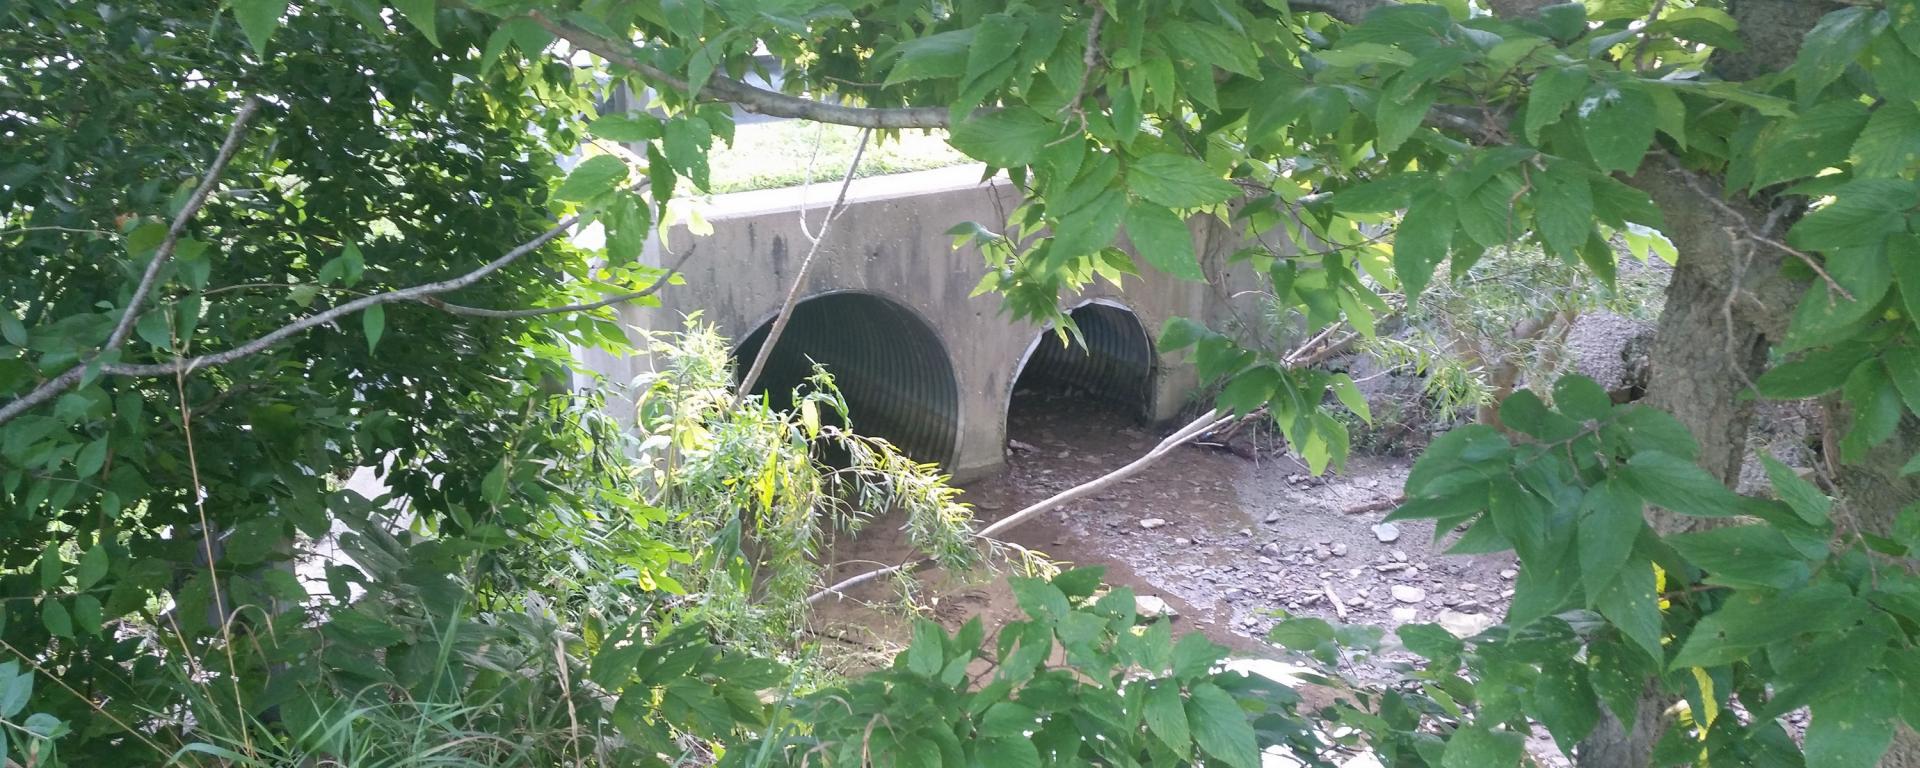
[
  {"x1": 733, "y1": 128, "x2": 873, "y2": 406},
  {"x1": 806, "y1": 408, "x2": 1230, "y2": 604},
  {"x1": 0, "y1": 97, "x2": 261, "y2": 427},
  {"x1": 1321, "y1": 580, "x2": 1349, "y2": 620}
]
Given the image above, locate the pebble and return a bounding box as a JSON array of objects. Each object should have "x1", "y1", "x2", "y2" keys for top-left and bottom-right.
[
  {"x1": 1372, "y1": 522, "x2": 1401, "y2": 543},
  {"x1": 1135, "y1": 595, "x2": 1178, "y2": 620},
  {"x1": 1390, "y1": 585, "x2": 1428, "y2": 603},
  {"x1": 1391, "y1": 549, "x2": 1409, "y2": 562},
  {"x1": 1499, "y1": 568, "x2": 1518, "y2": 580},
  {"x1": 1259, "y1": 542, "x2": 1284, "y2": 557},
  {"x1": 1459, "y1": 583, "x2": 1479, "y2": 593},
  {"x1": 1238, "y1": 528, "x2": 1252, "y2": 536},
  {"x1": 1174, "y1": 537, "x2": 1193, "y2": 546},
  {"x1": 1139, "y1": 518, "x2": 1169, "y2": 530},
  {"x1": 1264, "y1": 510, "x2": 1283, "y2": 523},
  {"x1": 1390, "y1": 607, "x2": 1419, "y2": 623},
  {"x1": 1331, "y1": 543, "x2": 1349, "y2": 557},
  {"x1": 1436, "y1": 609, "x2": 1495, "y2": 639}
]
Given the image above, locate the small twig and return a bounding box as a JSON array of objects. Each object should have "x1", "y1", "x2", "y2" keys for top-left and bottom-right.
[
  {"x1": 1321, "y1": 580, "x2": 1349, "y2": 620},
  {"x1": 1631, "y1": 0, "x2": 1670, "y2": 71},
  {"x1": 733, "y1": 129, "x2": 872, "y2": 405},
  {"x1": 1661, "y1": 154, "x2": 1852, "y2": 301}
]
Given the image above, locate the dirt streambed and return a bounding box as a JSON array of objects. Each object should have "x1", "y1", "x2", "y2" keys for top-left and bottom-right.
[{"x1": 811, "y1": 393, "x2": 1518, "y2": 674}]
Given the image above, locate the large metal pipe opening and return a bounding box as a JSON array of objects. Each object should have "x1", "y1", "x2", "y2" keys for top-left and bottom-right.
[
  {"x1": 733, "y1": 292, "x2": 960, "y2": 467},
  {"x1": 1011, "y1": 301, "x2": 1156, "y2": 420}
]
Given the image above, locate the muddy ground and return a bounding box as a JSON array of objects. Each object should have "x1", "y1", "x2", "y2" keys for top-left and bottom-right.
[{"x1": 811, "y1": 390, "x2": 1518, "y2": 678}]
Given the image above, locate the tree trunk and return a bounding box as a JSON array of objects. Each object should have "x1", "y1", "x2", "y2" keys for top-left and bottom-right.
[{"x1": 1576, "y1": 163, "x2": 1795, "y2": 767}]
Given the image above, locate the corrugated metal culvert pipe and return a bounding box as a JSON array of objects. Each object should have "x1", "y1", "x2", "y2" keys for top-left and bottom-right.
[
  {"x1": 1015, "y1": 302, "x2": 1155, "y2": 418},
  {"x1": 733, "y1": 292, "x2": 960, "y2": 466}
]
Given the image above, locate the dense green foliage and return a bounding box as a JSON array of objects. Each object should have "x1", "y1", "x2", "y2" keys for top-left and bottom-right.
[{"x1": 7, "y1": 0, "x2": 1920, "y2": 765}]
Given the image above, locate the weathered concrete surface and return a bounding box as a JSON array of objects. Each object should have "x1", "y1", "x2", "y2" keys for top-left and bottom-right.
[{"x1": 582, "y1": 164, "x2": 1274, "y2": 480}]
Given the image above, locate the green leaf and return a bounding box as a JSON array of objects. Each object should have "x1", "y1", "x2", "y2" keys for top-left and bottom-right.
[
  {"x1": 1762, "y1": 456, "x2": 1831, "y2": 526},
  {"x1": 1788, "y1": 179, "x2": 1919, "y2": 251},
  {"x1": 1578, "y1": 479, "x2": 1643, "y2": 598},
  {"x1": 1186, "y1": 682, "x2": 1259, "y2": 768},
  {"x1": 1525, "y1": 65, "x2": 1589, "y2": 145},
  {"x1": 1796, "y1": 7, "x2": 1877, "y2": 102},
  {"x1": 1554, "y1": 374, "x2": 1614, "y2": 423},
  {"x1": 362, "y1": 304, "x2": 385, "y2": 354},
  {"x1": 1756, "y1": 343, "x2": 1875, "y2": 399},
  {"x1": 949, "y1": 108, "x2": 1056, "y2": 168},
  {"x1": 1394, "y1": 197, "x2": 1455, "y2": 300},
  {"x1": 554, "y1": 155, "x2": 631, "y2": 203},
  {"x1": 392, "y1": 0, "x2": 438, "y2": 45},
  {"x1": 1267, "y1": 617, "x2": 1335, "y2": 651},
  {"x1": 906, "y1": 620, "x2": 945, "y2": 677},
  {"x1": 73, "y1": 594, "x2": 102, "y2": 635},
  {"x1": 1851, "y1": 102, "x2": 1920, "y2": 178},
  {"x1": 1331, "y1": 373, "x2": 1371, "y2": 423},
  {"x1": 0, "y1": 664, "x2": 30, "y2": 719},
  {"x1": 1595, "y1": 560, "x2": 1663, "y2": 663},
  {"x1": 230, "y1": 0, "x2": 289, "y2": 56},
  {"x1": 1784, "y1": 245, "x2": 1891, "y2": 351},
  {"x1": 1498, "y1": 389, "x2": 1581, "y2": 442},
  {"x1": 42, "y1": 599, "x2": 72, "y2": 638},
  {"x1": 1669, "y1": 583, "x2": 1865, "y2": 669},
  {"x1": 1126, "y1": 153, "x2": 1238, "y2": 209},
  {"x1": 1375, "y1": 76, "x2": 1436, "y2": 154},
  {"x1": 1329, "y1": 173, "x2": 1435, "y2": 214},
  {"x1": 75, "y1": 436, "x2": 109, "y2": 478},
  {"x1": 1532, "y1": 655, "x2": 1600, "y2": 752},
  {"x1": 1893, "y1": 233, "x2": 1920, "y2": 326},
  {"x1": 1805, "y1": 672, "x2": 1899, "y2": 768},
  {"x1": 77, "y1": 544, "x2": 108, "y2": 590},
  {"x1": 1124, "y1": 202, "x2": 1203, "y2": 280},
  {"x1": 1399, "y1": 623, "x2": 1464, "y2": 660},
  {"x1": 976, "y1": 738, "x2": 1041, "y2": 768},
  {"x1": 1441, "y1": 724, "x2": 1525, "y2": 768},
  {"x1": 1666, "y1": 525, "x2": 1812, "y2": 590},
  {"x1": 1580, "y1": 85, "x2": 1657, "y2": 174},
  {"x1": 0, "y1": 311, "x2": 25, "y2": 347},
  {"x1": 1751, "y1": 101, "x2": 1871, "y2": 190},
  {"x1": 885, "y1": 29, "x2": 974, "y2": 84},
  {"x1": 588, "y1": 113, "x2": 662, "y2": 143},
  {"x1": 1171, "y1": 632, "x2": 1226, "y2": 678},
  {"x1": 1144, "y1": 682, "x2": 1192, "y2": 755},
  {"x1": 1841, "y1": 359, "x2": 1905, "y2": 459},
  {"x1": 1532, "y1": 158, "x2": 1594, "y2": 259},
  {"x1": 963, "y1": 14, "x2": 1025, "y2": 93},
  {"x1": 1621, "y1": 450, "x2": 1742, "y2": 517}
]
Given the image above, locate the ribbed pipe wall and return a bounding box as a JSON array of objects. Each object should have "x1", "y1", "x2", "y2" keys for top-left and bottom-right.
[
  {"x1": 1016, "y1": 303, "x2": 1154, "y2": 417},
  {"x1": 734, "y1": 293, "x2": 959, "y2": 466}
]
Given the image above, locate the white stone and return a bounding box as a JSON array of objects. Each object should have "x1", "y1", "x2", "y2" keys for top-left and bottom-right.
[
  {"x1": 1436, "y1": 609, "x2": 1496, "y2": 639},
  {"x1": 1390, "y1": 607, "x2": 1419, "y2": 623},
  {"x1": 1138, "y1": 517, "x2": 1169, "y2": 530},
  {"x1": 1390, "y1": 585, "x2": 1428, "y2": 603},
  {"x1": 1372, "y1": 522, "x2": 1401, "y2": 543},
  {"x1": 1135, "y1": 595, "x2": 1179, "y2": 620},
  {"x1": 1499, "y1": 568, "x2": 1518, "y2": 580}
]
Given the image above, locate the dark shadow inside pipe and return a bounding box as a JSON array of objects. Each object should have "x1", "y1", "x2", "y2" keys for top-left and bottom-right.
[
  {"x1": 1010, "y1": 302, "x2": 1156, "y2": 422},
  {"x1": 733, "y1": 292, "x2": 960, "y2": 467}
]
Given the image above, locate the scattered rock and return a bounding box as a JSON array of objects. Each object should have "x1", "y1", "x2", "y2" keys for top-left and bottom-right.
[
  {"x1": 1436, "y1": 609, "x2": 1496, "y2": 639},
  {"x1": 1238, "y1": 527, "x2": 1253, "y2": 537},
  {"x1": 1459, "y1": 583, "x2": 1479, "y2": 593},
  {"x1": 1258, "y1": 542, "x2": 1284, "y2": 557},
  {"x1": 1008, "y1": 439, "x2": 1037, "y2": 454},
  {"x1": 1135, "y1": 595, "x2": 1179, "y2": 620},
  {"x1": 1264, "y1": 510, "x2": 1283, "y2": 524},
  {"x1": 1174, "y1": 537, "x2": 1193, "y2": 546},
  {"x1": 1138, "y1": 518, "x2": 1169, "y2": 530},
  {"x1": 1372, "y1": 522, "x2": 1401, "y2": 543},
  {"x1": 1390, "y1": 607, "x2": 1419, "y2": 623},
  {"x1": 1330, "y1": 543, "x2": 1349, "y2": 557},
  {"x1": 1374, "y1": 563, "x2": 1412, "y2": 573},
  {"x1": 1390, "y1": 585, "x2": 1428, "y2": 604},
  {"x1": 1390, "y1": 549, "x2": 1409, "y2": 562},
  {"x1": 1499, "y1": 568, "x2": 1518, "y2": 580}
]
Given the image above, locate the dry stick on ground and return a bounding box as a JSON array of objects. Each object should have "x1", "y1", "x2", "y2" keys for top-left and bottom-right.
[
  {"x1": 732, "y1": 128, "x2": 873, "y2": 407},
  {"x1": 0, "y1": 96, "x2": 261, "y2": 427}
]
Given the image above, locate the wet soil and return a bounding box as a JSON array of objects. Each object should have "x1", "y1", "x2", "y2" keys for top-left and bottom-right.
[{"x1": 810, "y1": 391, "x2": 1517, "y2": 674}]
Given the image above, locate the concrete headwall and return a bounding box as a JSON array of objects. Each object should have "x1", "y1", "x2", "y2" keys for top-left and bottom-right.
[{"x1": 582, "y1": 164, "x2": 1278, "y2": 481}]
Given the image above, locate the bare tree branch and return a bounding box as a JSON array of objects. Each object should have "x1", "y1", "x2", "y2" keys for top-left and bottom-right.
[
  {"x1": 426, "y1": 245, "x2": 697, "y2": 319},
  {"x1": 732, "y1": 128, "x2": 873, "y2": 406},
  {"x1": 0, "y1": 217, "x2": 578, "y2": 424},
  {"x1": 531, "y1": 13, "x2": 951, "y2": 130},
  {"x1": 0, "y1": 97, "x2": 262, "y2": 427},
  {"x1": 1289, "y1": 0, "x2": 1398, "y2": 24}
]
